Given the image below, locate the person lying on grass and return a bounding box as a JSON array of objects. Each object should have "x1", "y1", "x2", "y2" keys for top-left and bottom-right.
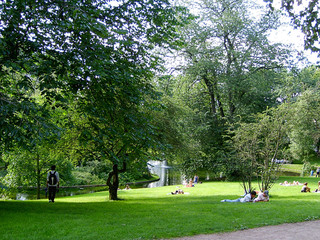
[
  {"x1": 171, "y1": 188, "x2": 184, "y2": 195},
  {"x1": 253, "y1": 190, "x2": 269, "y2": 202},
  {"x1": 221, "y1": 191, "x2": 256, "y2": 203},
  {"x1": 279, "y1": 180, "x2": 302, "y2": 186}
]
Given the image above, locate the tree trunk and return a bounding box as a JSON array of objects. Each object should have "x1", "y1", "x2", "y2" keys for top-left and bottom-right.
[
  {"x1": 107, "y1": 162, "x2": 126, "y2": 200},
  {"x1": 108, "y1": 184, "x2": 118, "y2": 200},
  {"x1": 202, "y1": 75, "x2": 217, "y2": 117},
  {"x1": 215, "y1": 87, "x2": 225, "y2": 118},
  {"x1": 36, "y1": 152, "x2": 41, "y2": 199}
]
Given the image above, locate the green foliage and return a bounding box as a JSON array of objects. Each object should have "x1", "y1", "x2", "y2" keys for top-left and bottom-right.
[
  {"x1": 2, "y1": 147, "x2": 74, "y2": 188},
  {"x1": 301, "y1": 161, "x2": 313, "y2": 177},
  {"x1": 287, "y1": 82, "x2": 320, "y2": 161},
  {"x1": 2, "y1": 0, "x2": 320, "y2": 201},
  {"x1": 71, "y1": 169, "x2": 105, "y2": 186},
  {"x1": 0, "y1": 0, "x2": 191, "y2": 199},
  {"x1": 230, "y1": 104, "x2": 289, "y2": 192},
  {"x1": 161, "y1": 0, "x2": 293, "y2": 178},
  {"x1": 178, "y1": 0, "x2": 288, "y2": 120}
]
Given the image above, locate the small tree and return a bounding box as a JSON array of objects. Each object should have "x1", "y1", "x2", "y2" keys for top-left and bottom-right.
[
  {"x1": 231, "y1": 104, "x2": 289, "y2": 192},
  {"x1": 256, "y1": 105, "x2": 288, "y2": 191},
  {"x1": 230, "y1": 121, "x2": 260, "y2": 193}
]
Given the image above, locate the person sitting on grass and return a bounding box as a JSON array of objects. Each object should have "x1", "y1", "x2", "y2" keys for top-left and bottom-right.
[
  {"x1": 253, "y1": 190, "x2": 269, "y2": 202},
  {"x1": 301, "y1": 182, "x2": 311, "y2": 192},
  {"x1": 186, "y1": 179, "x2": 194, "y2": 187},
  {"x1": 221, "y1": 191, "x2": 256, "y2": 203},
  {"x1": 313, "y1": 181, "x2": 320, "y2": 192}
]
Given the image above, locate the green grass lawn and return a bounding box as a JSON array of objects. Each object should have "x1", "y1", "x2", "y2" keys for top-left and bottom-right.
[
  {"x1": 2, "y1": 176, "x2": 320, "y2": 240},
  {"x1": 281, "y1": 164, "x2": 303, "y2": 173}
]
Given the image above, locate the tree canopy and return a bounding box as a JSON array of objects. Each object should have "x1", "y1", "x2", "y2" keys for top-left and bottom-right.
[{"x1": 0, "y1": 0, "x2": 190, "y2": 199}]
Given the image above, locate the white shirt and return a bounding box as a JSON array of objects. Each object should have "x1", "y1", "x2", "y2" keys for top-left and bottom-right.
[
  {"x1": 240, "y1": 193, "x2": 254, "y2": 202},
  {"x1": 254, "y1": 192, "x2": 269, "y2": 202}
]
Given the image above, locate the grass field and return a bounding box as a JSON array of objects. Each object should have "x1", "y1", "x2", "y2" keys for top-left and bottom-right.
[
  {"x1": 2, "y1": 175, "x2": 320, "y2": 240},
  {"x1": 281, "y1": 164, "x2": 303, "y2": 173}
]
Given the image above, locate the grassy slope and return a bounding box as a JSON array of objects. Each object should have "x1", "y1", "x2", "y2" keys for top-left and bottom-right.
[
  {"x1": 281, "y1": 164, "x2": 303, "y2": 173},
  {"x1": 2, "y1": 176, "x2": 320, "y2": 240}
]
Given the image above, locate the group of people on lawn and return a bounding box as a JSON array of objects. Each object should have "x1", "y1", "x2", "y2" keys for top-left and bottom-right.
[
  {"x1": 172, "y1": 174, "x2": 270, "y2": 202},
  {"x1": 279, "y1": 180, "x2": 320, "y2": 193},
  {"x1": 220, "y1": 190, "x2": 269, "y2": 203},
  {"x1": 299, "y1": 181, "x2": 320, "y2": 193},
  {"x1": 171, "y1": 175, "x2": 200, "y2": 194},
  {"x1": 279, "y1": 180, "x2": 303, "y2": 186},
  {"x1": 220, "y1": 180, "x2": 320, "y2": 203}
]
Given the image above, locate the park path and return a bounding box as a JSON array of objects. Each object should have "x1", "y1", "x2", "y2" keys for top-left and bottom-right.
[{"x1": 171, "y1": 219, "x2": 320, "y2": 240}]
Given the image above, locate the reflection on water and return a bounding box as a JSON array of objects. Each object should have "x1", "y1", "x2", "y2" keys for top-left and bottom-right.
[
  {"x1": 16, "y1": 193, "x2": 28, "y2": 201},
  {"x1": 147, "y1": 160, "x2": 184, "y2": 188}
]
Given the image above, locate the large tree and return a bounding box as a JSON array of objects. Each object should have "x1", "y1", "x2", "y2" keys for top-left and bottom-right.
[
  {"x1": 0, "y1": 0, "x2": 189, "y2": 200},
  {"x1": 167, "y1": 0, "x2": 290, "y2": 174},
  {"x1": 178, "y1": 0, "x2": 289, "y2": 121}
]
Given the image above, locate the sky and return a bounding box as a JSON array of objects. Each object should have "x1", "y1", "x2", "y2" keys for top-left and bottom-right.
[{"x1": 263, "y1": 0, "x2": 319, "y2": 65}]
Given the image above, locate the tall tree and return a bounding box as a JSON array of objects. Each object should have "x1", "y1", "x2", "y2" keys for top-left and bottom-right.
[
  {"x1": 167, "y1": 0, "x2": 290, "y2": 175},
  {"x1": 178, "y1": 0, "x2": 289, "y2": 121}
]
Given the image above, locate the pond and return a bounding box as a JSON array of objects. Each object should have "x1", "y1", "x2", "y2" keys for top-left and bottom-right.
[{"x1": 141, "y1": 160, "x2": 184, "y2": 188}]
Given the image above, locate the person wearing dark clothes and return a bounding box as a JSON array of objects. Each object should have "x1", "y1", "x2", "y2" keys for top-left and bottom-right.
[{"x1": 47, "y1": 165, "x2": 60, "y2": 203}]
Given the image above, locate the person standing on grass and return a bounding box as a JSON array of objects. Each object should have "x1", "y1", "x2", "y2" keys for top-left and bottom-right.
[
  {"x1": 194, "y1": 174, "x2": 199, "y2": 184},
  {"x1": 253, "y1": 190, "x2": 269, "y2": 202},
  {"x1": 221, "y1": 191, "x2": 256, "y2": 203},
  {"x1": 316, "y1": 167, "x2": 320, "y2": 177},
  {"x1": 47, "y1": 165, "x2": 59, "y2": 203}
]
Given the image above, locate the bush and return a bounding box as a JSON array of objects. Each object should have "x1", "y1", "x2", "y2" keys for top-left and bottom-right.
[
  {"x1": 301, "y1": 162, "x2": 312, "y2": 177},
  {"x1": 71, "y1": 169, "x2": 105, "y2": 185}
]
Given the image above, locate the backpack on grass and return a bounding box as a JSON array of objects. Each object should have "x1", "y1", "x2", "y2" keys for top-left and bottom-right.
[{"x1": 48, "y1": 171, "x2": 57, "y2": 185}]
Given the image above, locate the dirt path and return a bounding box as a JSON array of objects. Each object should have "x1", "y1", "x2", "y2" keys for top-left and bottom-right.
[{"x1": 172, "y1": 220, "x2": 320, "y2": 239}]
